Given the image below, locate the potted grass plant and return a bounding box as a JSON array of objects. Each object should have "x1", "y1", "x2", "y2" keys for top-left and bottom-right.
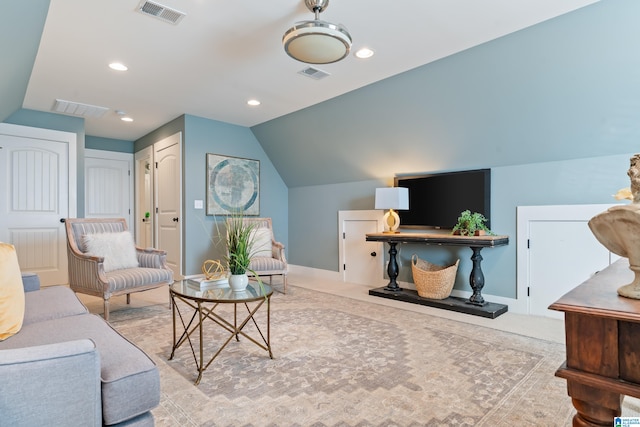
[
  {"x1": 451, "y1": 210, "x2": 494, "y2": 236},
  {"x1": 222, "y1": 212, "x2": 268, "y2": 296},
  {"x1": 224, "y1": 213, "x2": 258, "y2": 292}
]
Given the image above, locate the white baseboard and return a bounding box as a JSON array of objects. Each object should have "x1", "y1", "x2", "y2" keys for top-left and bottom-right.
[
  {"x1": 289, "y1": 264, "x2": 342, "y2": 282},
  {"x1": 289, "y1": 264, "x2": 527, "y2": 315}
]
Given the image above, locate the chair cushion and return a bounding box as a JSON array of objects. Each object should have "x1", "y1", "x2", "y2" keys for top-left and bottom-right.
[
  {"x1": 83, "y1": 231, "x2": 139, "y2": 272},
  {"x1": 251, "y1": 227, "x2": 273, "y2": 258},
  {"x1": 249, "y1": 257, "x2": 286, "y2": 272},
  {"x1": 105, "y1": 267, "x2": 173, "y2": 292},
  {"x1": 0, "y1": 243, "x2": 25, "y2": 341}
]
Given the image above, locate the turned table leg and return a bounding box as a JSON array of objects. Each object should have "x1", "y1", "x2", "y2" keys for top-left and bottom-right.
[
  {"x1": 467, "y1": 246, "x2": 487, "y2": 306},
  {"x1": 383, "y1": 242, "x2": 401, "y2": 292}
]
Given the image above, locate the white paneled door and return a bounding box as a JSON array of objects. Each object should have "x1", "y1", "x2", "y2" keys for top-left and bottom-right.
[
  {"x1": 85, "y1": 149, "x2": 133, "y2": 227},
  {"x1": 155, "y1": 133, "x2": 182, "y2": 279},
  {"x1": 0, "y1": 124, "x2": 77, "y2": 285}
]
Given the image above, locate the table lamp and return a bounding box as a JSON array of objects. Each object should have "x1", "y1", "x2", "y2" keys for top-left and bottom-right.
[{"x1": 375, "y1": 187, "x2": 409, "y2": 233}]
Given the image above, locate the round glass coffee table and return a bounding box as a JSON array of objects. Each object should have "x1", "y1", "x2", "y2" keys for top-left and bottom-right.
[{"x1": 169, "y1": 278, "x2": 273, "y2": 385}]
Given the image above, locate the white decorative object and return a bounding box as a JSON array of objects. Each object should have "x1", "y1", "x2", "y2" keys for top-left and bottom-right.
[
  {"x1": 229, "y1": 274, "x2": 249, "y2": 292},
  {"x1": 589, "y1": 154, "x2": 640, "y2": 299},
  {"x1": 375, "y1": 187, "x2": 409, "y2": 233},
  {"x1": 83, "y1": 231, "x2": 139, "y2": 272}
]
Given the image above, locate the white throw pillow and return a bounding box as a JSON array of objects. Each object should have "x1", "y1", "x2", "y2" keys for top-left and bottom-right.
[
  {"x1": 251, "y1": 228, "x2": 273, "y2": 258},
  {"x1": 83, "y1": 231, "x2": 139, "y2": 272}
]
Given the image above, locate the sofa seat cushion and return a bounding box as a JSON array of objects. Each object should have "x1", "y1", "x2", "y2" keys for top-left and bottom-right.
[
  {"x1": 106, "y1": 267, "x2": 173, "y2": 292},
  {"x1": 0, "y1": 313, "x2": 160, "y2": 425},
  {"x1": 23, "y1": 286, "x2": 88, "y2": 326}
]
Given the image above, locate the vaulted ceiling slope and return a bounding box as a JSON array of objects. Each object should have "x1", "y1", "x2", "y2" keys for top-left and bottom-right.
[
  {"x1": 2, "y1": 0, "x2": 597, "y2": 141},
  {"x1": 0, "y1": 0, "x2": 49, "y2": 123},
  {"x1": 251, "y1": 0, "x2": 640, "y2": 188}
]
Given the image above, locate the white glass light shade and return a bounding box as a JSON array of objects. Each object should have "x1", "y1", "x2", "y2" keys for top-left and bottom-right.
[
  {"x1": 283, "y1": 20, "x2": 352, "y2": 64},
  {"x1": 375, "y1": 187, "x2": 409, "y2": 233}
]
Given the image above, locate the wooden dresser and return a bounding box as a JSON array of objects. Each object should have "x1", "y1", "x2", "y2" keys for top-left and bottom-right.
[{"x1": 550, "y1": 259, "x2": 640, "y2": 426}]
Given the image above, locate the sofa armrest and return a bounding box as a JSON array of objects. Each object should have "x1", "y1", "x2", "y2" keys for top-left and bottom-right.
[
  {"x1": 0, "y1": 339, "x2": 102, "y2": 426},
  {"x1": 20, "y1": 272, "x2": 40, "y2": 292}
]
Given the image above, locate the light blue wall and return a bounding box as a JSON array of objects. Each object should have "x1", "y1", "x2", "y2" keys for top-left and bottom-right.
[
  {"x1": 86, "y1": 136, "x2": 133, "y2": 153},
  {"x1": 289, "y1": 179, "x2": 386, "y2": 270},
  {"x1": 0, "y1": 1, "x2": 49, "y2": 122},
  {"x1": 251, "y1": 0, "x2": 640, "y2": 298},
  {"x1": 182, "y1": 115, "x2": 288, "y2": 274},
  {"x1": 135, "y1": 114, "x2": 288, "y2": 275}
]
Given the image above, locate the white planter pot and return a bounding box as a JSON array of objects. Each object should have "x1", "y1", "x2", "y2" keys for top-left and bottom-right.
[{"x1": 229, "y1": 274, "x2": 249, "y2": 292}]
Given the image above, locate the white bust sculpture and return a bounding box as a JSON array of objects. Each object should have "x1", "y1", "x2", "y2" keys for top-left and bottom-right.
[{"x1": 589, "y1": 154, "x2": 640, "y2": 298}]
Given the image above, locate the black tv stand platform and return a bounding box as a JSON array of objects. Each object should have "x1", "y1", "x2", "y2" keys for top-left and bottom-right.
[{"x1": 369, "y1": 287, "x2": 508, "y2": 319}]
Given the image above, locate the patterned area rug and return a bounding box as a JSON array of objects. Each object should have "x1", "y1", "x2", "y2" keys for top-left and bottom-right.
[{"x1": 109, "y1": 286, "x2": 575, "y2": 426}]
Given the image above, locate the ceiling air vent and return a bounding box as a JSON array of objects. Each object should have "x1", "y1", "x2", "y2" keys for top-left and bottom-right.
[
  {"x1": 53, "y1": 99, "x2": 109, "y2": 118},
  {"x1": 136, "y1": 0, "x2": 186, "y2": 25},
  {"x1": 298, "y1": 67, "x2": 331, "y2": 80}
]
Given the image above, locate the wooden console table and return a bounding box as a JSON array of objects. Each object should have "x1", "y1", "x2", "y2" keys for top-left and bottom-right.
[
  {"x1": 365, "y1": 232, "x2": 509, "y2": 318},
  {"x1": 550, "y1": 259, "x2": 640, "y2": 426}
]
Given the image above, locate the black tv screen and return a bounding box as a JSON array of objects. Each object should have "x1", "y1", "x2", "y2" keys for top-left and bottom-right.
[{"x1": 394, "y1": 169, "x2": 491, "y2": 229}]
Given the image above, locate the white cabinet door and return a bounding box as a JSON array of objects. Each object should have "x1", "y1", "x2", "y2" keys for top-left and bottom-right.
[
  {"x1": 517, "y1": 204, "x2": 619, "y2": 318},
  {"x1": 339, "y1": 210, "x2": 385, "y2": 287}
]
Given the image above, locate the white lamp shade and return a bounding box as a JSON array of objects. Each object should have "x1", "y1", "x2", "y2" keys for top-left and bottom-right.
[{"x1": 375, "y1": 187, "x2": 409, "y2": 210}]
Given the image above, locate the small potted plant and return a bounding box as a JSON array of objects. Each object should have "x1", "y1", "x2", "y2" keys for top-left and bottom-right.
[
  {"x1": 224, "y1": 213, "x2": 258, "y2": 291},
  {"x1": 451, "y1": 210, "x2": 494, "y2": 236}
]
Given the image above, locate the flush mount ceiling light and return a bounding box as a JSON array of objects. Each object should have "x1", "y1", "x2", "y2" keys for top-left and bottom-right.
[
  {"x1": 108, "y1": 62, "x2": 128, "y2": 71},
  {"x1": 283, "y1": 0, "x2": 352, "y2": 64}
]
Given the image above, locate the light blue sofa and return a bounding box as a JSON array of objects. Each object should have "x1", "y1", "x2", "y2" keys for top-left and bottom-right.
[{"x1": 0, "y1": 274, "x2": 160, "y2": 426}]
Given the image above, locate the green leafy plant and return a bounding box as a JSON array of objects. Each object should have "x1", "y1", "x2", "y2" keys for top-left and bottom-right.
[
  {"x1": 451, "y1": 210, "x2": 494, "y2": 236},
  {"x1": 224, "y1": 213, "x2": 259, "y2": 275}
]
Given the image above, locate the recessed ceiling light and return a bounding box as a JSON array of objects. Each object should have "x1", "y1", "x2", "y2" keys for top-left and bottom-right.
[
  {"x1": 247, "y1": 99, "x2": 261, "y2": 106},
  {"x1": 109, "y1": 62, "x2": 128, "y2": 71},
  {"x1": 355, "y1": 48, "x2": 374, "y2": 59},
  {"x1": 120, "y1": 117, "x2": 134, "y2": 122}
]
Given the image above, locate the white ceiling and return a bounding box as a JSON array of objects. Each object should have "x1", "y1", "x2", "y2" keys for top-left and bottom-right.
[{"x1": 23, "y1": 0, "x2": 599, "y2": 141}]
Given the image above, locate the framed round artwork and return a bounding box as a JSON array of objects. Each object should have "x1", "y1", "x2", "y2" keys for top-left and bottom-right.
[{"x1": 206, "y1": 153, "x2": 259, "y2": 216}]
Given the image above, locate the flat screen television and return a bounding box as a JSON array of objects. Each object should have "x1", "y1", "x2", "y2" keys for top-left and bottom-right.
[{"x1": 394, "y1": 169, "x2": 491, "y2": 230}]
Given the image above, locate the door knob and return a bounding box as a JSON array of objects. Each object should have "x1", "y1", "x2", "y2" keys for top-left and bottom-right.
[
  {"x1": 370, "y1": 251, "x2": 377, "y2": 257},
  {"x1": 60, "y1": 218, "x2": 66, "y2": 223},
  {"x1": 172, "y1": 217, "x2": 179, "y2": 222}
]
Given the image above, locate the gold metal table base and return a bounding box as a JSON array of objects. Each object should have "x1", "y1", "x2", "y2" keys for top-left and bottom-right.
[{"x1": 169, "y1": 290, "x2": 272, "y2": 385}]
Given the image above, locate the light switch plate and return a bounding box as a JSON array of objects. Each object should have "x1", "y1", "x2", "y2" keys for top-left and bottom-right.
[{"x1": 194, "y1": 199, "x2": 204, "y2": 209}]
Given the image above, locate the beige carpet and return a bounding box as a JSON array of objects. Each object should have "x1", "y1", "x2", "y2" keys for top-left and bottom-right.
[{"x1": 109, "y1": 285, "x2": 576, "y2": 426}]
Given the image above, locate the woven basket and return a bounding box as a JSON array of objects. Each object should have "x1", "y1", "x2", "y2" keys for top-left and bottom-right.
[{"x1": 411, "y1": 254, "x2": 459, "y2": 300}]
